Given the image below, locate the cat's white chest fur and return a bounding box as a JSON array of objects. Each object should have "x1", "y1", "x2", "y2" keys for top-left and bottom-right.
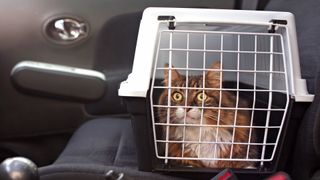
[{"x1": 172, "y1": 108, "x2": 233, "y2": 167}]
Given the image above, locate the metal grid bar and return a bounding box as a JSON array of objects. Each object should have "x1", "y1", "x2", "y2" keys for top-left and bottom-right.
[
  {"x1": 269, "y1": 32, "x2": 290, "y2": 161},
  {"x1": 155, "y1": 123, "x2": 281, "y2": 129},
  {"x1": 153, "y1": 105, "x2": 286, "y2": 111},
  {"x1": 181, "y1": 33, "x2": 190, "y2": 158},
  {"x1": 260, "y1": 35, "x2": 274, "y2": 166},
  {"x1": 246, "y1": 35, "x2": 258, "y2": 159},
  {"x1": 156, "y1": 156, "x2": 275, "y2": 162},
  {"x1": 162, "y1": 29, "x2": 284, "y2": 36},
  {"x1": 197, "y1": 34, "x2": 207, "y2": 158},
  {"x1": 149, "y1": 30, "x2": 163, "y2": 159},
  {"x1": 229, "y1": 34, "x2": 241, "y2": 159},
  {"x1": 159, "y1": 48, "x2": 283, "y2": 55},
  {"x1": 153, "y1": 86, "x2": 287, "y2": 93},
  {"x1": 163, "y1": 32, "x2": 174, "y2": 164},
  {"x1": 214, "y1": 34, "x2": 224, "y2": 159},
  {"x1": 156, "y1": 140, "x2": 277, "y2": 146},
  {"x1": 156, "y1": 67, "x2": 285, "y2": 74}
]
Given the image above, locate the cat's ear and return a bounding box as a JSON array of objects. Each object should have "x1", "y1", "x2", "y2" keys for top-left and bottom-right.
[
  {"x1": 205, "y1": 61, "x2": 221, "y2": 88},
  {"x1": 163, "y1": 63, "x2": 181, "y2": 86}
]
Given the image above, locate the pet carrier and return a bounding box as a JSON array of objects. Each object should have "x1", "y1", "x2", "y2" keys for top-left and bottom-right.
[{"x1": 119, "y1": 8, "x2": 313, "y2": 179}]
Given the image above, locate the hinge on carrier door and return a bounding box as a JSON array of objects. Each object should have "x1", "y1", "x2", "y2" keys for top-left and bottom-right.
[
  {"x1": 158, "y1": 16, "x2": 176, "y2": 30},
  {"x1": 268, "y1": 19, "x2": 288, "y2": 33}
]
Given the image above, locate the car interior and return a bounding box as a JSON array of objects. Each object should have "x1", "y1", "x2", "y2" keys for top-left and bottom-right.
[{"x1": 0, "y1": 0, "x2": 319, "y2": 179}]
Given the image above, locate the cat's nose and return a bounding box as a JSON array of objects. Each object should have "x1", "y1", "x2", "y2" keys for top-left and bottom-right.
[{"x1": 186, "y1": 108, "x2": 201, "y2": 119}]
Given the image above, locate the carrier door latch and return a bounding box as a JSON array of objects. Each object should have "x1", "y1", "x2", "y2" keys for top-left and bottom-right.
[
  {"x1": 158, "y1": 16, "x2": 176, "y2": 30},
  {"x1": 268, "y1": 19, "x2": 287, "y2": 33}
]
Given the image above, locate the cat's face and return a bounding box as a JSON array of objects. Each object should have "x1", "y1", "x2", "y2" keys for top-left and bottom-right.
[{"x1": 157, "y1": 62, "x2": 222, "y2": 125}]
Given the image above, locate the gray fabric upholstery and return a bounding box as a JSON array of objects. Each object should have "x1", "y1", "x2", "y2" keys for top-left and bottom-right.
[
  {"x1": 39, "y1": 117, "x2": 184, "y2": 180},
  {"x1": 53, "y1": 117, "x2": 137, "y2": 167},
  {"x1": 40, "y1": 164, "x2": 184, "y2": 180},
  {"x1": 266, "y1": 0, "x2": 320, "y2": 93}
]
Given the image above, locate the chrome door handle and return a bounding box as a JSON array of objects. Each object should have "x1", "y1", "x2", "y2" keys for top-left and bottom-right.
[{"x1": 53, "y1": 18, "x2": 87, "y2": 41}]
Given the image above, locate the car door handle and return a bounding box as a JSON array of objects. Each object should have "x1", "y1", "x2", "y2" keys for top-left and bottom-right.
[{"x1": 11, "y1": 61, "x2": 106, "y2": 102}]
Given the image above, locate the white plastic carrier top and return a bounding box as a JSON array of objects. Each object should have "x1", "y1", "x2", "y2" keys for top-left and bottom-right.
[{"x1": 118, "y1": 7, "x2": 314, "y2": 102}]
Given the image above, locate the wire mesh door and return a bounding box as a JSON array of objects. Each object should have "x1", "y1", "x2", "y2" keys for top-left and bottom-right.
[{"x1": 150, "y1": 29, "x2": 290, "y2": 168}]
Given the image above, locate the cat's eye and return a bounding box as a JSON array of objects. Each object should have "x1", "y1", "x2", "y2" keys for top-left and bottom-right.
[
  {"x1": 197, "y1": 92, "x2": 207, "y2": 102},
  {"x1": 172, "y1": 92, "x2": 183, "y2": 102}
]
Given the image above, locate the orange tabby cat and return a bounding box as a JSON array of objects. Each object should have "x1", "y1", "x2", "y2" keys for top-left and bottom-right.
[{"x1": 157, "y1": 61, "x2": 257, "y2": 168}]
